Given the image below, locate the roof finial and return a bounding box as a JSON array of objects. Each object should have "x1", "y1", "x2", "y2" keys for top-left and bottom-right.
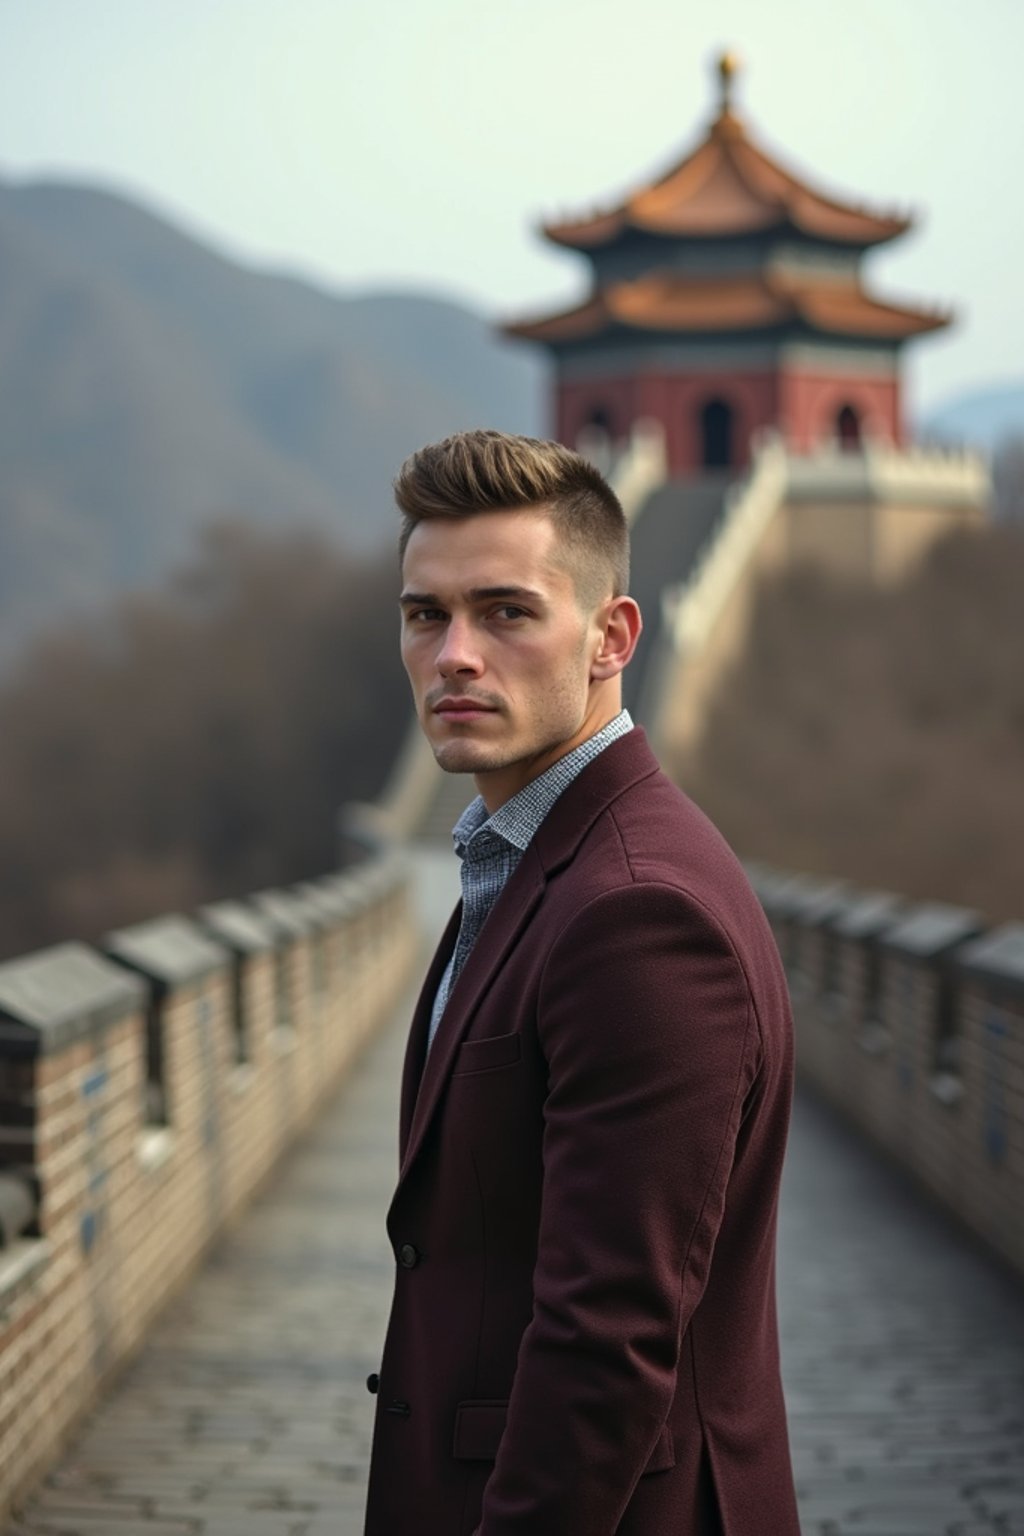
[{"x1": 716, "y1": 49, "x2": 740, "y2": 116}]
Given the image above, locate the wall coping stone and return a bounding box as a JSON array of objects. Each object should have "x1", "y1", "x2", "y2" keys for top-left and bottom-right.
[
  {"x1": 881, "y1": 901, "x2": 984, "y2": 960},
  {"x1": 788, "y1": 878, "x2": 852, "y2": 928},
  {"x1": 743, "y1": 864, "x2": 791, "y2": 906},
  {"x1": 250, "y1": 889, "x2": 318, "y2": 940},
  {"x1": 295, "y1": 881, "x2": 353, "y2": 924},
  {"x1": 756, "y1": 871, "x2": 825, "y2": 920},
  {"x1": 955, "y1": 923, "x2": 1024, "y2": 999},
  {"x1": 0, "y1": 942, "x2": 146, "y2": 1055},
  {"x1": 830, "y1": 890, "x2": 904, "y2": 941},
  {"x1": 104, "y1": 915, "x2": 230, "y2": 988},
  {"x1": 315, "y1": 874, "x2": 360, "y2": 916},
  {"x1": 357, "y1": 847, "x2": 406, "y2": 896},
  {"x1": 198, "y1": 901, "x2": 277, "y2": 956},
  {"x1": 285, "y1": 886, "x2": 337, "y2": 930},
  {"x1": 324, "y1": 852, "x2": 403, "y2": 911}
]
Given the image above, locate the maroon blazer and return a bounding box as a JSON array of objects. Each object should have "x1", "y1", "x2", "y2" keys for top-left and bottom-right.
[{"x1": 364, "y1": 729, "x2": 800, "y2": 1536}]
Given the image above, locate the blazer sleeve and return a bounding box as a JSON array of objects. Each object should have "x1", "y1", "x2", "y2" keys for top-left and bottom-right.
[{"x1": 476, "y1": 880, "x2": 762, "y2": 1536}]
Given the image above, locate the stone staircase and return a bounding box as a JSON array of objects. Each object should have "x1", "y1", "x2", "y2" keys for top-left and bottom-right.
[{"x1": 623, "y1": 473, "x2": 734, "y2": 722}]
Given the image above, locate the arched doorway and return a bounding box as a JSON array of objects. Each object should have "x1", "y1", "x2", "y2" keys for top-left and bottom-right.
[
  {"x1": 585, "y1": 405, "x2": 614, "y2": 436},
  {"x1": 576, "y1": 404, "x2": 616, "y2": 472},
  {"x1": 700, "y1": 398, "x2": 734, "y2": 469},
  {"x1": 836, "y1": 404, "x2": 862, "y2": 450}
]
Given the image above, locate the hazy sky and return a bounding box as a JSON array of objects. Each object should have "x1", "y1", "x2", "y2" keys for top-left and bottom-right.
[{"x1": 1, "y1": 0, "x2": 1021, "y2": 417}]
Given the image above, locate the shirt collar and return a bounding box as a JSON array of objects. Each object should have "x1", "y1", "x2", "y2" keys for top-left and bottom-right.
[{"x1": 452, "y1": 710, "x2": 634, "y2": 860}]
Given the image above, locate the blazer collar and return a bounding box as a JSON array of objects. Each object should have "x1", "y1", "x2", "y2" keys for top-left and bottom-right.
[
  {"x1": 530, "y1": 725, "x2": 661, "y2": 879},
  {"x1": 396, "y1": 727, "x2": 661, "y2": 1184}
]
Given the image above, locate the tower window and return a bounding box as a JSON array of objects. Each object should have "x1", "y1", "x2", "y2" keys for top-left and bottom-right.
[
  {"x1": 700, "y1": 399, "x2": 734, "y2": 469},
  {"x1": 837, "y1": 404, "x2": 862, "y2": 450}
]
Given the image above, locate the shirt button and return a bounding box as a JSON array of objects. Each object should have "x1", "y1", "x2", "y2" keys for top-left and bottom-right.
[{"x1": 398, "y1": 1243, "x2": 420, "y2": 1269}]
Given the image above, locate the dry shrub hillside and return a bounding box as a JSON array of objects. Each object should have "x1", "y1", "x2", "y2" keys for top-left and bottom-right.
[
  {"x1": 0, "y1": 523, "x2": 408, "y2": 960},
  {"x1": 679, "y1": 523, "x2": 1024, "y2": 922}
]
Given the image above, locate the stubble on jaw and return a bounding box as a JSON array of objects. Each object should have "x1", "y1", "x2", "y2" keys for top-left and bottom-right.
[{"x1": 428, "y1": 625, "x2": 593, "y2": 783}]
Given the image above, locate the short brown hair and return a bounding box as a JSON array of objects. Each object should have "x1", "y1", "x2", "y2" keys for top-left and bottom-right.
[{"x1": 395, "y1": 429, "x2": 629, "y2": 605}]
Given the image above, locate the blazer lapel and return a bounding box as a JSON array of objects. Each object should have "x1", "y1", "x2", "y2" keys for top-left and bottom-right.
[
  {"x1": 395, "y1": 729, "x2": 662, "y2": 1187},
  {"x1": 398, "y1": 844, "x2": 546, "y2": 1185},
  {"x1": 398, "y1": 901, "x2": 462, "y2": 1161}
]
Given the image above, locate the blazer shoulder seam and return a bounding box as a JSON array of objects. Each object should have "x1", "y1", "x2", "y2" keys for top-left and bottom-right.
[{"x1": 602, "y1": 805, "x2": 769, "y2": 1053}]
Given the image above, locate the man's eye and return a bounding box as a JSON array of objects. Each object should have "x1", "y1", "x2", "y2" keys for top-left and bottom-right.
[
  {"x1": 409, "y1": 608, "x2": 445, "y2": 623},
  {"x1": 494, "y1": 605, "x2": 528, "y2": 621}
]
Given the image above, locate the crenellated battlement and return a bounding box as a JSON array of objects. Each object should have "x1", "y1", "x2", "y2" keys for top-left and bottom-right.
[
  {"x1": 0, "y1": 848, "x2": 419, "y2": 1525},
  {"x1": 781, "y1": 434, "x2": 989, "y2": 507},
  {"x1": 751, "y1": 864, "x2": 1024, "y2": 1279}
]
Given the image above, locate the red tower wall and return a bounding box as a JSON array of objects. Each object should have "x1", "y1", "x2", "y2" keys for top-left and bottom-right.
[
  {"x1": 556, "y1": 363, "x2": 903, "y2": 471},
  {"x1": 779, "y1": 370, "x2": 903, "y2": 450},
  {"x1": 636, "y1": 371, "x2": 778, "y2": 473},
  {"x1": 558, "y1": 370, "x2": 778, "y2": 475}
]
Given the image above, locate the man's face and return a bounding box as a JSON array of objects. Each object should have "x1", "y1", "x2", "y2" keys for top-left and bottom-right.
[{"x1": 399, "y1": 507, "x2": 609, "y2": 809}]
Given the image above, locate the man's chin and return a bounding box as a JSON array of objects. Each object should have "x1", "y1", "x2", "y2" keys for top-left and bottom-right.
[{"x1": 432, "y1": 742, "x2": 496, "y2": 775}]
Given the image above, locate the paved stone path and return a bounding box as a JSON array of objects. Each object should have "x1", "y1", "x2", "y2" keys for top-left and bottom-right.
[
  {"x1": 7, "y1": 851, "x2": 1024, "y2": 1536},
  {"x1": 780, "y1": 1096, "x2": 1024, "y2": 1535}
]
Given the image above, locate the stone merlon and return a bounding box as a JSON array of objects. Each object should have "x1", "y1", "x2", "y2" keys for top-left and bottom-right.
[
  {"x1": 104, "y1": 914, "x2": 230, "y2": 989},
  {"x1": 0, "y1": 941, "x2": 146, "y2": 1055},
  {"x1": 880, "y1": 901, "x2": 985, "y2": 960},
  {"x1": 198, "y1": 900, "x2": 278, "y2": 956},
  {"x1": 956, "y1": 922, "x2": 1024, "y2": 1000}
]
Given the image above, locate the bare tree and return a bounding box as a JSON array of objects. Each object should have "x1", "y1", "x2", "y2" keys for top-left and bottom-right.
[
  {"x1": 0, "y1": 522, "x2": 407, "y2": 959},
  {"x1": 677, "y1": 524, "x2": 1024, "y2": 923}
]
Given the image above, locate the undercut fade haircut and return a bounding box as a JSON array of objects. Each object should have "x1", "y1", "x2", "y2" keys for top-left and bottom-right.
[{"x1": 395, "y1": 429, "x2": 629, "y2": 606}]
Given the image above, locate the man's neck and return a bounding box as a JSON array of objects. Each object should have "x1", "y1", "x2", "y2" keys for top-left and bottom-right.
[{"x1": 475, "y1": 702, "x2": 626, "y2": 814}]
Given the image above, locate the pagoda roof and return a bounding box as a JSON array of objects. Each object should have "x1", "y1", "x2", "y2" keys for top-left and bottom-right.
[
  {"x1": 544, "y1": 63, "x2": 911, "y2": 252},
  {"x1": 504, "y1": 271, "x2": 949, "y2": 345}
]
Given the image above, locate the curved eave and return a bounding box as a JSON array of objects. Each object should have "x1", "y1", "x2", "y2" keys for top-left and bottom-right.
[
  {"x1": 542, "y1": 113, "x2": 912, "y2": 253},
  {"x1": 503, "y1": 279, "x2": 951, "y2": 346},
  {"x1": 798, "y1": 292, "x2": 951, "y2": 340},
  {"x1": 503, "y1": 295, "x2": 610, "y2": 344},
  {"x1": 544, "y1": 204, "x2": 910, "y2": 253}
]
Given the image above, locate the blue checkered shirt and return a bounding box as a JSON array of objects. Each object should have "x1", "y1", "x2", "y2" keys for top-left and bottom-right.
[{"x1": 428, "y1": 711, "x2": 634, "y2": 1048}]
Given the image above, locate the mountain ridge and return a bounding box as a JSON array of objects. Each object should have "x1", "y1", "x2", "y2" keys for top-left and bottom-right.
[
  {"x1": 0, "y1": 175, "x2": 546, "y2": 664},
  {"x1": 919, "y1": 378, "x2": 1024, "y2": 452}
]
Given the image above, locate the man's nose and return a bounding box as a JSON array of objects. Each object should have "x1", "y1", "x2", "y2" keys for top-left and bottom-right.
[{"x1": 435, "y1": 616, "x2": 481, "y2": 676}]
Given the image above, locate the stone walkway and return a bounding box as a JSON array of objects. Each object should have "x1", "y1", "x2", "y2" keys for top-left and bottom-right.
[{"x1": 7, "y1": 852, "x2": 1024, "y2": 1536}]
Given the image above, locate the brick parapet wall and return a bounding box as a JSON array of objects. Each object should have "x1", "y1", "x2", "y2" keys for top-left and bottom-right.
[
  {"x1": 0, "y1": 849, "x2": 418, "y2": 1526},
  {"x1": 750, "y1": 865, "x2": 1024, "y2": 1279}
]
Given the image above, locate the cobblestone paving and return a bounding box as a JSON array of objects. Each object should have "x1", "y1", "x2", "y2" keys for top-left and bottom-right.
[
  {"x1": 780, "y1": 1095, "x2": 1024, "y2": 1535},
  {"x1": 7, "y1": 850, "x2": 1024, "y2": 1535}
]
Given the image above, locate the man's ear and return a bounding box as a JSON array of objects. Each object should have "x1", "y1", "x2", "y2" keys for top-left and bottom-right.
[{"x1": 590, "y1": 596, "x2": 642, "y2": 681}]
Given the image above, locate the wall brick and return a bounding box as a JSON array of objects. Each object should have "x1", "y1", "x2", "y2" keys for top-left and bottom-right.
[
  {"x1": 0, "y1": 849, "x2": 417, "y2": 1527},
  {"x1": 756, "y1": 869, "x2": 1024, "y2": 1285}
]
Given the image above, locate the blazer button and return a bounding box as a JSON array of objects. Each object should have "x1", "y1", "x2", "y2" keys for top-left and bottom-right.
[
  {"x1": 366, "y1": 1373, "x2": 379, "y2": 1395},
  {"x1": 398, "y1": 1243, "x2": 420, "y2": 1269},
  {"x1": 385, "y1": 1399, "x2": 411, "y2": 1417}
]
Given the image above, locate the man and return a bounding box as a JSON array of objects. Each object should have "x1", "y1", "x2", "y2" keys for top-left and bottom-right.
[{"x1": 364, "y1": 430, "x2": 800, "y2": 1536}]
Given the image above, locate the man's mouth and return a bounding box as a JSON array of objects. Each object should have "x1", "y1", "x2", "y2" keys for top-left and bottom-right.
[{"x1": 431, "y1": 697, "x2": 499, "y2": 721}]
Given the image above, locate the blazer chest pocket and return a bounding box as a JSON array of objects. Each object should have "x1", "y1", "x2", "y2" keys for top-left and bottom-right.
[
  {"x1": 452, "y1": 1398, "x2": 675, "y2": 1474},
  {"x1": 452, "y1": 1399, "x2": 508, "y2": 1459},
  {"x1": 451, "y1": 1031, "x2": 521, "y2": 1077}
]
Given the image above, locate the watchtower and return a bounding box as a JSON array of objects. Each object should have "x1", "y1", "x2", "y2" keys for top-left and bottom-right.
[{"x1": 505, "y1": 55, "x2": 949, "y2": 475}]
